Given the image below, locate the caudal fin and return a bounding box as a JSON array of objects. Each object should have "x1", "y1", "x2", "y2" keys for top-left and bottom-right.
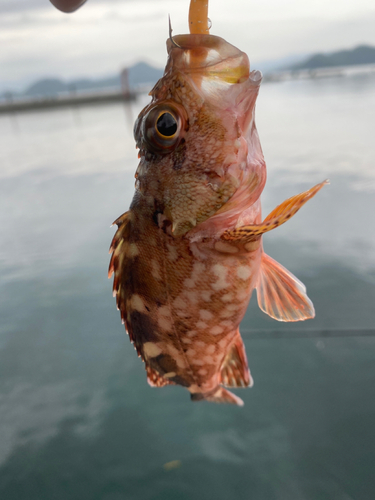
[{"x1": 191, "y1": 387, "x2": 244, "y2": 406}]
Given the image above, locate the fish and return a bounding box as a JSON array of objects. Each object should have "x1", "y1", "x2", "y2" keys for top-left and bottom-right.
[{"x1": 108, "y1": 0, "x2": 327, "y2": 406}]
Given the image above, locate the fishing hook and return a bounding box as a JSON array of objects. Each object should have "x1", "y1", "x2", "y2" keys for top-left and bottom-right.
[{"x1": 168, "y1": 15, "x2": 183, "y2": 49}]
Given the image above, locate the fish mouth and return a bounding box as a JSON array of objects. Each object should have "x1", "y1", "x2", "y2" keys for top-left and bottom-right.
[{"x1": 165, "y1": 34, "x2": 250, "y2": 85}]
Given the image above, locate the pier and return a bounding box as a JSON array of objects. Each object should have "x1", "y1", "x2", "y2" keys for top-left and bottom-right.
[{"x1": 0, "y1": 68, "x2": 139, "y2": 114}]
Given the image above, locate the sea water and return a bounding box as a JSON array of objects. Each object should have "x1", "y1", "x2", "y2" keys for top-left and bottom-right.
[{"x1": 0, "y1": 74, "x2": 374, "y2": 499}]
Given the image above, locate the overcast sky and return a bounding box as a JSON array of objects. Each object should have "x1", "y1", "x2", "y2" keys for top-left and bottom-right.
[{"x1": 2, "y1": 0, "x2": 375, "y2": 92}]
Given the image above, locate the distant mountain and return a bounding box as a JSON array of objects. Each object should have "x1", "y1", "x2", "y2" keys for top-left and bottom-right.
[
  {"x1": 22, "y1": 61, "x2": 163, "y2": 98},
  {"x1": 25, "y1": 78, "x2": 71, "y2": 96},
  {"x1": 254, "y1": 53, "x2": 310, "y2": 74},
  {"x1": 291, "y1": 45, "x2": 375, "y2": 70}
]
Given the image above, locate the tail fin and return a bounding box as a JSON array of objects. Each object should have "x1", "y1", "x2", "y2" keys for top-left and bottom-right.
[{"x1": 191, "y1": 387, "x2": 244, "y2": 406}]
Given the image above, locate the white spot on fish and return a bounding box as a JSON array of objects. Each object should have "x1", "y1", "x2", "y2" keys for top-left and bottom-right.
[
  {"x1": 244, "y1": 241, "x2": 260, "y2": 252},
  {"x1": 167, "y1": 344, "x2": 180, "y2": 358},
  {"x1": 195, "y1": 341, "x2": 206, "y2": 348},
  {"x1": 201, "y1": 291, "x2": 212, "y2": 302},
  {"x1": 166, "y1": 344, "x2": 185, "y2": 369},
  {"x1": 175, "y1": 357, "x2": 186, "y2": 369},
  {"x1": 214, "y1": 241, "x2": 239, "y2": 254},
  {"x1": 166, "y1": 242, "x2": 178, "y2": 262},
  {"x1": 219, "y1": 338, "x2": 227, "y2": 349},
  {"x1": 226, "y1": 303, "x2": 239, "y2": 311},
  {"x1": 164, "y1": 372, "x2": 176, "y2": 378},
  {"x1": 206, "y1": 345, "x2": 215, "y2": 354},
  {"x1": 151, "y1": 260, "x2": 162, "y2": 281},
  {"x1": 182, "y1": 337, "x2": 192, "y2": 344},
  {"x1": 173, "y1": 296, "x2": 187, "y2": 310},
  {"x1": 199, "y1": 310, "x2": 214, "y2": 321},
  {"x1": 130, "y1": 294, "x2": 146, "y2": 313},
  {"x1": 237, "y1": 289, "x2": 249, "y2": 301},
  {"x1": 128, "y1": 243, "x2": 139, "y2": 258},
  {"x1": 192, "y1": 262, "x2": 206, "y2": 277},
  {"x1": 176, "y1": 310, "x2": 190, "y2": 319},
  {"x1": 143, "y1": 342, "x2": 162, "y2": 358},
  {"x1": 221, "y1": 293, "x2": 233, "y2": 302},
  {"x1": 186, "y1": 348, "x2": 196, "y2": 356},
  {"x1": 198, "y1": 368, "x2": 207, "y2": 376},
  {"x1": 184, "y1": 291, "x2": 199, "y2": 304},
  {"x1": 192, "y1": 359, "x2": 204, "y2": 366},
  {"x1": 184, "y1": 278, "x2": 196, "y2": 288},
  {"x1": 211, "y1": 264, "x2": 229, "y2": 291},
  {"x1": 220, "y1": 320, "x2": 233, "y2": 328},
  {"x1": 196, "y1": 321, "x2": 208, "y2": 329},
  {"x1": 158, "y1": 316, "x2": 172, "y2": 331},
  {"x1": 220, "y1": 309, "x2": 234, "y2": 318},
  {"x1": 210, "y1": 325, "x2": 224, "y2": 335},
  {"x1": 237, "y1": 265, "x2": 252, "y2": 280},
  {"x1": 188, "y1": 384, "x2": 200, "y2": 393}
]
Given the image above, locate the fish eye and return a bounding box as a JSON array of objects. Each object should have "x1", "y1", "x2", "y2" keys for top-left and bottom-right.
[
  {"x1": 140, "y1": 102, "x2": 187, "y2": 154},
  {"x1": 156, "y1": 112, "x2": 178, "y2": 138}
]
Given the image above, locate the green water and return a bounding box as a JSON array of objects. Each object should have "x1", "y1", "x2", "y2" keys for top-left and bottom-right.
[{"x1": 0, "y1": 75, "x2": 374, "y2": 499}]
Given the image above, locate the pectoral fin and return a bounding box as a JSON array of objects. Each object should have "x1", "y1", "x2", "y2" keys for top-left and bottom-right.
[
  {"x1": 221, "y1": 180, "x2": 328, "y2": 243},
  {"x1": 256, "y1": 253, "x2": 315, "y2": 322}
]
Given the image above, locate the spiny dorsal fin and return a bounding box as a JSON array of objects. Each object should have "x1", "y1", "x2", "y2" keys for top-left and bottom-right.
[
  {"x1": 146, "y1": 366, "x2": 174, "y2": 388},
  {"x1": 220, "y1": 335, "x2": 253, "y2": 388},
  {"x1": 108, "y1": 211, "x2": 134, "y2": 341},
  {"x1": 108, "y1": 211, "x2": 131, "y2": 279},
  {"x1": 221, "y1": 180, "x2": 328, "y2": 243},
  {"x1": 256, "y1": 253, "x2": 315, "y2": 322}
]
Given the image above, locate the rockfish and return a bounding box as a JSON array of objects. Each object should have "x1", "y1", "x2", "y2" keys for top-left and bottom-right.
[{"x1": 109, "y1": 13, "x2": 327, "y2": 406}]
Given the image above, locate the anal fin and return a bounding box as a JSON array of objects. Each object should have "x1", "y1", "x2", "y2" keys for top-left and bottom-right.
[
  {"x1": 220, "y1": 334, "x2": 253, "y2": 388},
  {"x1": 256, "y1": 253, "x2": 315, "y2": 322},
  {"x1": 146, "y1": 366, "x2": 174, "y2": 388}
]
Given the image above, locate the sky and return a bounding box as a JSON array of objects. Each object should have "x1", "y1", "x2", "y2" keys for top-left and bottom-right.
[{"x1": 1, "y1": 0, "x2": 375, "y2": 92}]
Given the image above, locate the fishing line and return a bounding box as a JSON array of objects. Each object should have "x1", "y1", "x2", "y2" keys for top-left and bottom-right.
[{"x1": 241, "y1": 328, "x2": 375, "y2": 339}]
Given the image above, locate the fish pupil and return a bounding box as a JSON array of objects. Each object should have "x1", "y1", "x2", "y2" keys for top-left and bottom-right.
[{"x1": 156, "y1": 113, "x2": 178, "y2": 137}]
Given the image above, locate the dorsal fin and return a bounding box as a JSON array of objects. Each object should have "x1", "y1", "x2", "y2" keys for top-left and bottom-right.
[
  {"x1": 256, "y1": 253, "x2": 315, "y2": 322},
  {"x1": 108, "y1": 211, "x2": 135, "y2": 342},
  {"x1": 220, "y1": 334, "x2": 253, "y2": 388},
  {"x1": 146, "y1": 366, "x2": 175, "y2": 388}
]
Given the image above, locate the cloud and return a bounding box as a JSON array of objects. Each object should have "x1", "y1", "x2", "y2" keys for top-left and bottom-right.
[
  {"x1": 0, "y1": 0, "x2": 157, "y2": 14},
  {"x1": 0, "y1": 0, "x2": 47, "y2": 14},
  {"x1": 1, "y1": 0, "x2": 375, "y2": 93}
]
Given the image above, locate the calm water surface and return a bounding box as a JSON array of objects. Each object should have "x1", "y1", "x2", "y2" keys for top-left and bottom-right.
[{"x1": 0, "y1": 75, "x2": 374, "y2": 499}]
